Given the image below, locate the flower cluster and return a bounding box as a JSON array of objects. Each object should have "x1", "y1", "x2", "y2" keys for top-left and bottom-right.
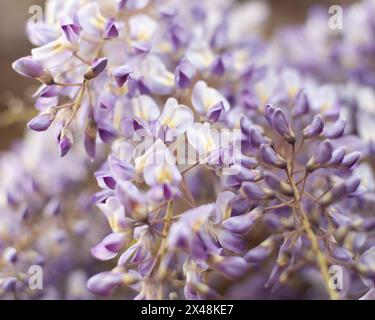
[
  {"x1": 272, "y1": 0, "x2": 375, "y2": 184},
  {"x1": 6, "y1": 0, "x2": 375, "y2": 300},
  {"x1": 272, "y1": 0, "x2": 375, "y2": 86},
  {"x1": 0, "y1": 132, "x2": 105, "y2": 299}
]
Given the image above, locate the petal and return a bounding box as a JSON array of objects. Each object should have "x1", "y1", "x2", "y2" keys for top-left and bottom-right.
[
  {"x1": 91, "y1": 242, "x2": 118, "y2": 261},
  {"x1": 132, "y1": 95, "x2": 160, "y2": 121}
]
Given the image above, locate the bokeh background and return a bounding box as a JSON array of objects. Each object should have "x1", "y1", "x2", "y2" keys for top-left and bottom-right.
[{"x1": 0, "y1": 0, "x2": 357, "y2": 149}]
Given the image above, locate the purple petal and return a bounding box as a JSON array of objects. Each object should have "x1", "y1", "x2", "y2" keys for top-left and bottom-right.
[
  {"x1": 108, "y1": 155, "x2": 136, "y2": 181},
  {"x1": 242, "y1": 182, "x2": 273, "y2": 200},
  {"x1": 329, "y1": 146, "x2": 346, "y2": 165},
  {"x1": 175, "y1": 58, "x2": 195, "y2": 89},
  {"x1": 260, "y1": 144, "x2": 287, "y2": 169},
  {"x1": 207, "y1": 101, "x2": 224, "y2": 122},
  {"x1": 113, "y1": 64, "x2": 132, "y2": 87},
  {"x1": 102, "y1": 232, "x2": 126, "y2": 253},
  {"x1": 265, "y1": 104, "x2": 275, "y2": 125},
  {"x1": 323, "y1": 119, "x2": 346, "y2": 139},
  {"x1": 12, "y1": 56, "x2": 44, "y2": 78},
  {"x1": 98, "y1": 123, "x2": 118, "y2": 143},
  {"x1": 91, "y1": 242, "x2": 118, "y2": 261},
  {"x1": 245, "y1": 244, "x2": 271, "y2": 263},
  {"x1": 28, "y1": 111, "x2": 55, "y2": 132},
  {"x1": 87, "y1": 272, "x2": 123, "y2": 295},
  {"x1": 85, "y1": 57, "x2": 108, "y2": 80},
  {"x1": 222, "y1": 208, "x2": 262, "y2": 233},
  {"x1": 216, "y1": 229, "x2": 245, "y2": 253},
  {"x1": 341, "y1": 151, "x2": 361, "y2": 168},
  {"x1": 271, "y1": 108, "x2": 295, "y2": 143},
  {"x1": 60, "y1": 15, "x2": 81, "y2": 43},
  {"x1": 59, "y1": 129, "x2": 73, "y2": 157},
  {"x1": 344, "y1": 176, "x2": 361, "y2": 193},
  {"x1": 104, "y1": 18, "x2": 119, "y2": 39},
  {"x1": 210, "y1": 255, "x2": 248, "y2": 279},
  {"x1": 84, "y1": 120, "x2": 97, "y2": 160},
  {"x1": 293, "y1": 90, "x2": 310, "y2": 117},
  {"x1": 303, "y1": 115, "x2": 324, "y2": 139}
]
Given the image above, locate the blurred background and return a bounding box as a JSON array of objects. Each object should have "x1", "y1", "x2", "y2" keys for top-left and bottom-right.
[{"x1": 0, "y1": 0, "x2": 358, "y2": 149}]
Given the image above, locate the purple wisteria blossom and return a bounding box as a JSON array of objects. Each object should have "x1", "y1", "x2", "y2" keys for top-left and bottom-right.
[{"x1": 4, "y1": 0, "x2": 375, "y2": 301}]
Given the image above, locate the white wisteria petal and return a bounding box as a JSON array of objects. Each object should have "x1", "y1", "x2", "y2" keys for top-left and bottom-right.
[
  {"x1": 186, "y1": 122, "x2": 219, "y2": 159},
  {"x1": 129, "y1": 14, "x2": 157, "y2": 43},
  {"x1": 186, "y1": 42, "x2": 215, "y2": 71},
  {"x1": 134, "y1": 139, "x2": 175, "y2": 173},
  {"x1": 142, "y1": 56, "x2": 175, "y2": 95},
  {"x1": 32, "y1": 38, "x2": 75, "y2": 68},
  {"x1": 131, "y1": 95, "x2": 160, "y2": 121},
  {"x1": 77, "y1": 2, "x2": 107, "y2": 36},
  {"x1": 192, "y1": 81, "x2": 230, "y2": 115},
  {"x1": 159, "y1": 98, "x2": 194, "y2": 133}
]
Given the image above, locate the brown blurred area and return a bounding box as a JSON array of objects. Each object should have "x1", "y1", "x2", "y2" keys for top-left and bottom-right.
[
  {"x1": 0, "y1": 0, "x2": 358, "y2": 149},
  {"x1": 0, "y1": 0, "x2": 43, "y2": 149},
  {"x1": 266, "y1": 0, "x2": 357, "y2": 29}
]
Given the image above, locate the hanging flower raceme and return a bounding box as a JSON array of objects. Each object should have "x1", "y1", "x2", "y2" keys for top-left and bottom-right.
[{"x1": 9, "y1": 0, "x2": 375, "y2": 301}]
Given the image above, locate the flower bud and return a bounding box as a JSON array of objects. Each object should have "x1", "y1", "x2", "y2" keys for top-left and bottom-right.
[
  {"x1": 293, "y1": 90, "x2": 310, "y2": 117},
  {"x1": 306, "y1": 140, "x2": 333, "y2": 172},
  {"x1": 331, "y1": 246, "x2": 352, "y2": 262},
  {"x1": 329, "y1": 146, "x2": 346, "y2": 165},
  {"x1": 245, "y1": 242, "x2": 272, "y2": 263},
  {"x1": 264, "y1": 172, "x2": 293, "y2": 196},
  {"x1": 323, "y1": 119, "x2": 346, "y2": 139},
  {"x1": 222, "y1": 207, "x2": 263, "y2": 233},
  {"x1": 236, "y1": 168, "x2": 263, "y2": 183},
  {"x1": 12, "y1": 56, "x2": 44, "y2": 79},
  {"x1": 84, "y1": 119, "x2": 97, "y2": 160},
  {"x1": 260, "y1": 144, "x2": 287, "y2": 169},
  {"x1": 341, "y1": 151, "x2": 361, "y2": 168},
  {"x1": 59, "y1": 128, "x2": 74, "y2": 157},
  {"x1": 242, "y1": 182, "x2": 274, "y2": 200},
  {"x1": 87, "y1": 272, "x2": 124, "y2": 295},
  {"x1": 249, "y1": 128, "x2": 271, "y2": 148},
  {"x1": 27, "y1": 108, "x2": 57, "y2": 131},
  {"x1": 209, "y1": 254, "x2": 248, "y2": 279},
  {"x1": 344, "y1": 176, "x2": 361, "y2": 193},
  {"x1": 237, "y1": 156, "x2": 257, "y2": 171},
  {"x1": 271, "y1": 108, "x2": 296, "y2": 144},
  {"x1": 319, "y1": 183, "x2": 346, "y2": 206},
  {"x1": 84, "y1": 57, "x2": 108, "y2": 80},
  {"x1": 303, "y1": 115, "x2": 324, "y2": 139},
  {"x1": 265, "y1": 104, "x2": 275, "y2": 125}
]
